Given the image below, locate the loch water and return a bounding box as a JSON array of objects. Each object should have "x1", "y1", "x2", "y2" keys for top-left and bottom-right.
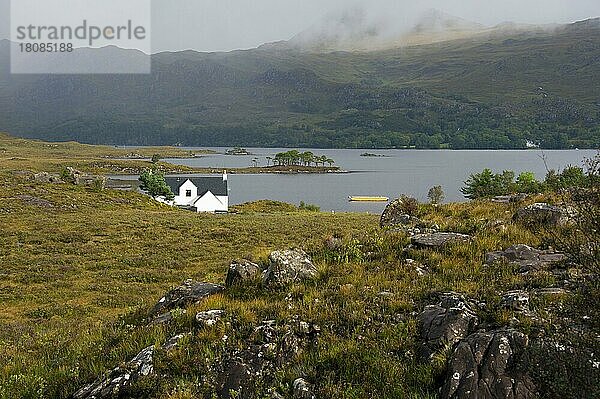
[{"x1": 160, "y1": 148, "x2": 597, "y2": 213}]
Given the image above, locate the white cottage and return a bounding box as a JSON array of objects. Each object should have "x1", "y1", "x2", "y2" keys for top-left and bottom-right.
[{"x1": 163, "y1": 173, "x2": 229, "y2": 213}]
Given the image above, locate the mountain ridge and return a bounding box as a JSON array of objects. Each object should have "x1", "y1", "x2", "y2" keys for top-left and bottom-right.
[{"x1": 0, "y1": 17, "x2": 598, "y2": 149}]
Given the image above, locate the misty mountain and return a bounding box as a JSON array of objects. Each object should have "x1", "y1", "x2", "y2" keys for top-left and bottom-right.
[
  {"x1": 288, "y1": 8, "x2": 488, "y2": 51},
  {"x1": 0, "y1": 17, "x2": 599, "y2": 149}
]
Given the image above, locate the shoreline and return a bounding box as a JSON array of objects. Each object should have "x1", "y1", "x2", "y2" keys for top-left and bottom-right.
[{"x1": 107, "y1": 165, "x2": 348, "y2": 176}]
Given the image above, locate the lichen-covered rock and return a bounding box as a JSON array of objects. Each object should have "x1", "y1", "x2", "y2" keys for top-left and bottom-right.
[
  {"x1": 485, "y1": 245, "x2": 566, "y2": 274},
  {"x1": 196, "y1": 309, "x2": 225, "y2": 326},
  {"x1": 262, "y1": 249, "x2": 318, "y2": 286},
  {"x1": 380, "y1": 199, "x2": 420, "y2": 228},
  {"x1": 501, "y1": 291, "x2": 530, "y2": 312},
  {"x1": 73, "y1": 334, "x2": 187, "y2": 399},
  {"x1": 411, "y1": 232, "x2": 472, "y2": 249},
  {"x1": 441, "y1": 329, "x2": 536, "y2": 399},
  {"x1": 419, "y1": 292, "x2": 480, "y2": 359},
  {"x1": 150, "y1": 280, "x2": 224, "y2": 317},
  {"x1": 73, "y1": 346, "x2": 154, "y2": 399},
  {"x1": 226, "y1": 260, "x2": 261, "y2": 287},
  {"x1": 492, "y1": 194, "x2": 528, "y2": 204},
  {"x1": 380, "y1": 199, "x2": 438, "y2": 235},
  {"x1": 63, "y1": 167, "x2": 83, "y2": 185},
  {"x1": 513, "y1": 203, "x2": 569, "y2": 227},
  {"x1": 293, "y1": 378, "x2": 316, "y2": 399},
  {"x1": 33, "y1": 172, "x2": 63, "y2": 184},
  {"x1": 218, "y1": 321, "x2": 318, "y2": 399}
]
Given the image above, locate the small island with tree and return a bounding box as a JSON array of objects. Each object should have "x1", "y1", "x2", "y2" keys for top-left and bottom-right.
[
  {"x1": 360, "y1": 152, "x2": 387, "y2": 157},
  {"x1": 225, "y1": 147, "x2": 253, "y2": 156},
  {"x1": 256, "y1": 150, "x2": 340, "y2": 173}
]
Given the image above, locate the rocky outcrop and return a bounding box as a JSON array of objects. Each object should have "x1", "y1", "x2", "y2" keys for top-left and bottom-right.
[
  {"x1": 63, "y1": 167, "x2": 83, "y2": 184},
  {"x1": 293, "y1": 378, "x2": 316, "y2": 399},
  {"x1": 419, "y1": 293, "x2": 480, "y2": 359},
  {"x1": 380, "y1": 199, "x2": 437, "y2": 235},
  {"x1": 225, "y1": 260, "x2": 261, "y2": 287},
  {"x1": 33, "y1": 169, "x2": 106, "y2": 188},
  {"x1": 263, "y1": 249, "x2": 318, "y2": 286},
  {"x1": 513, "y1": 203, "x2": 569, "y2": 227},
  {"x1": 33, "y1": 172, "x2": 63, "y2": 184},
  {"x1": 16, "y1": 195, "x2": 53, "y2": 208},
  {"x1": 150, "y1": 280, "x2": 224, "y2": 317},
  {"x1": 73, "y1": 334, "x2": 187, "y2": 399},
  {"x1": 441, "y1": 329, "x2": 536, "y2": 399},
  {"x1": 417, "y1": 292, "x2": 538, "y2": 399},
  {"x1": 218, "y1": 320, "x2": 320, "y2": 399},
  {"x1": 485, "y1": 245, "x2": 566, "y2": 274},
  {"x1": 411, "y1": 232, "x2": 472, "y2": 249},
  {"x1": 500, "y1": 291, "x2": 530, "y2": 312},
  {"x1": 492, "y1": 194, "x2": 528, "y2": 204}
]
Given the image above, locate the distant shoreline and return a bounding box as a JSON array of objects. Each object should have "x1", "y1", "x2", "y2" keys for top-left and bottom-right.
[{"x1": 109, "y1": 164, "x2": 347, "y2": 176}]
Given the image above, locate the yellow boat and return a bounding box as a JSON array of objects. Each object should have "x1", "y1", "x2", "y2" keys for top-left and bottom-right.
[{"x1": 348, "y1": 196, "x2": 389, "y2": 202}]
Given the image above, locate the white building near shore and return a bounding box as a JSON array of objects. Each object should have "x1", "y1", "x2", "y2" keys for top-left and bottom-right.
[{"x1": 163, "y1": 173, "x2": 229, "y2": 213}]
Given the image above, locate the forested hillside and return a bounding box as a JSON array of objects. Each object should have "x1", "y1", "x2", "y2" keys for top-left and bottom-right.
[{"x1": 0, "y1": 18, "x2": 598, "y2": 148}]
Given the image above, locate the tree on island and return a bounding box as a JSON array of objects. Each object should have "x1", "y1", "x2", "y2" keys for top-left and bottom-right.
[
  {"x1": 273, "y1": 150, "x2": 335, "y2": 168},
  {"x1": 139, "y1": 168, "x2": 175, "y2": 201}
]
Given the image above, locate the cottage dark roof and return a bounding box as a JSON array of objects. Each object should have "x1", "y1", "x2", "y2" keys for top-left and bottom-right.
[{"x1": 165, "y1": 176, "x2": 228, "y2": 197}]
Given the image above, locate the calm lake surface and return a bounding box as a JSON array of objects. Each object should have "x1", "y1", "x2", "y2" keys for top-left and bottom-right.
[{"x1": 160, "y1": 148, "x2": 596, "y2": 213}]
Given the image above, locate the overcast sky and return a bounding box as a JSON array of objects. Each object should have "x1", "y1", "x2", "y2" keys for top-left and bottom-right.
[{"x1": 1, "y1": 0, "x2": 598, "y2": 52}]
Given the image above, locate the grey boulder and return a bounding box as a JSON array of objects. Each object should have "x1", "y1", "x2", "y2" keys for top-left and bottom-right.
[
  {"x1": 485, "y1": 245, "x2": 565, "y2": 274},
  {"x1": 441, "y1": 329, "x2": 536, "y2": 399},
  {"x1": 411, "y1": 232, "x2": 472, "y2": 249},
  {"x1": 263, "y1": 249, "x2": 318, "y2": 286},
  {"x1": 513, "y1": 203, "x2": 569, "y2": 227},
  {"x1": 226, "y1": 260, "x2": 261, "y2": 287},
  {"x1": 293, "y1": 378, "x2": 316, "y2": 399},
  {"x1": 500, "y1": 291, "x2": 530, "y2": 312},
  {"x1": 73, "y1": 334, "x2": 187, "y2": 399},
  {"x1": 150, "y1": 280, "x2": 224, "y2": 317},
  {"x1": 419, "y1": 292, "x2": 480, "y2": 359}
]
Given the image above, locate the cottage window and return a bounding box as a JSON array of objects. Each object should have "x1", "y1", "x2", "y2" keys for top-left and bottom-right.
[{"x1": 186, "y1": 190, "x2": 192, "y2": 197}]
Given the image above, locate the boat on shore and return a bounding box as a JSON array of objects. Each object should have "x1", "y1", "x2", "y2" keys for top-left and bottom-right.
[{"x1": 348, "y1": 196, "x2": 389, "y2": 202}]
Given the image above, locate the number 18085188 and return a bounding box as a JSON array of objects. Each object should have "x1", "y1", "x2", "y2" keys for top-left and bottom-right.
[{"x1": 19, "y1": 43, "x2": 74, "y2": 53}]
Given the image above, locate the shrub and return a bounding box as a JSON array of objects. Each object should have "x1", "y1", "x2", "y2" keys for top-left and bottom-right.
[
  {"x1": 461, "y1": 169, "x2": 513, "y2": 199},
  {"x1": 544, "y1": 165, "x2": 586, "y2": 191},
  {"x1": 299, "y1": 201, "x2": 320, "y2": 212},
  {"x1": 151, "y1": 154, "x2": 161, "y2": 164},
  {"x1": 549, "y1": 154, "x2": 600, "y2": 272},
  {"x1": 139, "y1": 168, "x2": 174, "y2": 200},
  {"x1": 515, "y1": 172, "x2": 544, "y2": 194},
  {"x1": 427, "y1": 186, "x2": 445, "y2": 204},
  {"x1": 60, "y1": 167, "x2": 77, "y2": 184},
  {"x1": 398, "y1": 195, "x2": 419, "y2": 216},
  {"x1": 461, "y1": 169, "x2": 546, "y2": 199}
]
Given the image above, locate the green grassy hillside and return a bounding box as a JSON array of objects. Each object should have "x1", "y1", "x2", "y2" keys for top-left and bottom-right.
[{"x1": 0, "y1": 19, "x2": 599, "y2": 149}]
